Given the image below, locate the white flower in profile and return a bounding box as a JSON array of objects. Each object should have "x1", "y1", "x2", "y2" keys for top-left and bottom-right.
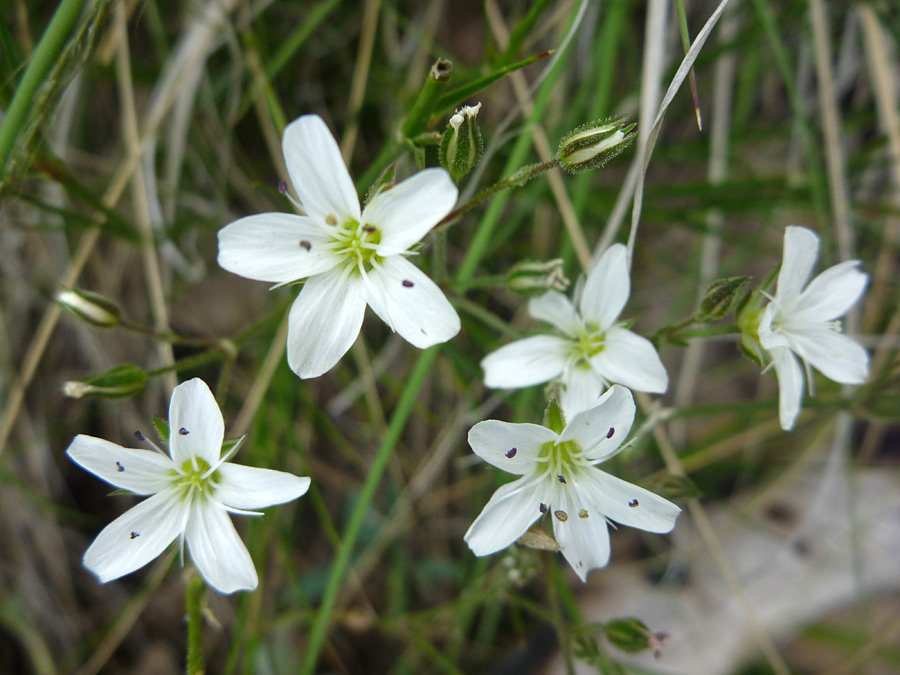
[
  {"x1": 218, "y1": 114, "x2": 461, "y2": 379},
  {"x1": 756, "y1": 226, "x2": 869, "y2": 430},
  {"x1": 66, "y1": 378, "x2": 310, "y2": 594},
  {"x1": 464, "y1": 385, "x2": 681, "y2": 581},
  {"x1": 481, "y1": 244, "x2": 667, "y2": 418}
]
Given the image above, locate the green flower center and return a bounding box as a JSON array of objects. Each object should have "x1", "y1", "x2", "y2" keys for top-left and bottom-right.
[
  {"x1": 572, "y1": 322, "x2": 606, "y2": 367},
  {"x1": 334, "y1": 218, "x2": 383, "y2": 274},
  {"x1": 537, "y1": 439, "x2": 586, "y2": 484},
  {"x1": 174, "y1": 457, "x2": 219, "y2": 504}
]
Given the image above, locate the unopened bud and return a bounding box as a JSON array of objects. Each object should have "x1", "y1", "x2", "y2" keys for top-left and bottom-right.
[
  {"x1": 697, "y1": 276, "x2": 751, "y2": 321},
  {"x1": 63, "y1": 364, "x2": 148, "y2": 399},
  {"x1": 439, "y1": 103, "x2": 483, "y2": 181},
  {"x1": 507, "y1": 258, "x2": 570, "y2": 295},
  {"x1": 557, "y1": 115, "x2": 636, "y2": 174},
  {"x1": 604, "y1": 618, "x2": 653, "y2": 654},
  {"x1": 57, "y1": 288, "x2": 121, "y2": 328}
]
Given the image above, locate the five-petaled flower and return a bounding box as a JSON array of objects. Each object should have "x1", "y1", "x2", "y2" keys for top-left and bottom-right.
[
  {"x1": 754, "y1": 226, "x2": 869, "y2": 430},
  {"x1": 464, "y1": 385, "x2": 681, "y2": 581},
  {"x1": 218, "y1": 114, "x2": 461, "y2": 379},
  {"x1": 481, "y1": 244, "x2": 667, "y2": 418},
  {"x1": 66, "y1": 378, "x2": 310, "y2": 594}
]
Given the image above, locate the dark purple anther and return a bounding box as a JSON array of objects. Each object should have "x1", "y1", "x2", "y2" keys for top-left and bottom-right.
[
  {"x1": 628, "y1": 499, "x2": 639, "y2": 508},
  {"x1": 539, "y1": 503, "x2": 548, "y2": 514},
  {"x1": 116, "y1": 461, "x2": 125, "y2": 472},
  {"x1": 606, "y1": 427, "x2": 615, "y2": 439},
  {"x1": 506, "y1": 447, "x2": 517, "y2": 458},
  {"x1": 134, "y1": 430, "x2": 145, "y2": 441},
  {"x1": 300, "y1": 240, "x2": 312, "y2": 252},
  {"x1": 363, "y1": 225, "x2": 376, "y2": 233},
  {"x1": 130, "y1": 531, "x2": 140, "y2": 539},
  {"x1": 557, "y1": 475, "x2": 566, "y2": 484},
  {"x1": 179, "y1": 427, "x2": 189, "y2": 435},
  {"x1": 278, "y1": 180, "x2": 288, "y2": 195},
  {"x1": 402, "y1": 279, "x2": 414, "y2": 288}
]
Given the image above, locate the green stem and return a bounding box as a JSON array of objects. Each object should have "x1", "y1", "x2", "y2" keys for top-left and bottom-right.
[
  {"x1": 300, "y1": 347, "x2": 440, "y2": 674},
  {"x1": 401, "y1": 60, "x2": 452, "y2": 139},
  {"x1": 0, "y1": 0, "x2": 86, "y2": 178},
  {"x1": 185, "y1": 572, "x2": 206, "y2": 675}
]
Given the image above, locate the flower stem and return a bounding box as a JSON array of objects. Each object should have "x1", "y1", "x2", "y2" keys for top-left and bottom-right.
[
  {"x1": 0, "y1": 0, "x2": 86, "y2": 179},
  {"x1": 299, "y1": 347, "x2": 440, "y2": 674},
  {"x1": 185, "y1": 572, "x2": 206, "y2": 675}
]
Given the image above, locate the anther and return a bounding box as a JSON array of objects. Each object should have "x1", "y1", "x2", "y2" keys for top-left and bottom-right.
[
  {"x1": 628, "y1": 499, "x2": 639, "y2": 508},
  {"x1": 506, "y1": 447, "x2": 517, "y2": 458},
  {"x1": 277, "y1": 181, "x2": 288, "y2": 195},
  {"x1": 557, "y1": 475, "x2": 567, "y2": 484},
  {"x1": 362, "y1": 225, "x2": 376, "y2": 233},
  {"x1": 130, "y1": 531, "x2": 140, "y2": 539},
  {"x1": 606, "y1": 427, "x2": 615, "y2": 439},
  {"x1": 539, "y1": 503, "x2": 548, "y2": 514},
  {"x1": 134, "y1": 430, "x2": 145, "y2": 441},
  {"x1": 554, "y1": 510, "x2": 568, "y2": 522},
  {"x1": 178, "y1": 427, "x2": 189, "y2": 435},
  {"x1": 299, "y1": 240, "x2": 312, "y2": 252},
  {"x1": 325, "y1": 214, "x2": 338, "y2": 226},
  {"x1": 116, "y1": 461, "x2": 125, "y2": 472},
  {"x1": 579, "y1": 509, "x2": 589, "y2": 519},
  {"x1": 402, "y1": 279, "x2": 414, "y2": 288}
]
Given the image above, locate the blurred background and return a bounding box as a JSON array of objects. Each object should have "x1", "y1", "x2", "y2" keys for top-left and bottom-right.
[{"x1": 1, "y1": 0, "x2": 899, "y2": 673}]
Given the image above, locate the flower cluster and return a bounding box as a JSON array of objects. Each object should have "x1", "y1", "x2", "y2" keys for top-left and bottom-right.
[{"x1": 66, "y1": 113, "x2": 871, "y2": 596}]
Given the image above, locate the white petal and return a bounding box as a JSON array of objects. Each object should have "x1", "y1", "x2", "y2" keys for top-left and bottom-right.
[
  {"x1": 169, "y1": 379, "x2": 224, "y2": 469},
  {"x1": 528, "y1": 291, "x2": 582, "y2": 336},
  {"x1": 83, "y1": 489, "x2": 185, "y2": 583},
  {"x1": 286, "y1": 267, "x2": 367, "y2": 378},
  {"x1": 185, "y1": 502, "x2": 258, "y2": 594},
  {"x1": 468, "y1": 420, "x2": 558, "y2": 474},
  {"x1": 582, "y1": 469, "x2": 681, "y2": 533},
  {"x1": 551, "y1": 484, "x2": 611, "y2": 582},
  {"x1": 776, "y1": 226, "x2": 820, "y2": 304},
  {"x1": 216, "y1": 464, "x2": 311, "y2": 510},
  {"x1": 217, "y1": 213, "x2": 338, "y2": 283},
  {"x1": 363, "y1": 169, "x2": 457, "y2": 253},
  {"x1": 67, "y1": 435, "x2": 173, "y2": 495},
  {"x1": 558, "y1": 365, "x2": 608, "y2": 420},
  {"x1": 793, "y1": 260, "x2": 867, "y2": 323},
  {"x1": 770, "y1": 346, "x2": 804, "y2": 431},
  {"x1": 590, "y1": 327, "x2": 668, "y2": 393},
  {"x1": 464, "y1": 477, "x2": 545, "y2": 556},
  {"x1": 579, "y1": 244, "x2": 630, "y2": 328},
  {"x1": 788, "y1": 327, "x2": 869, "y2": 385},
  {"x1": 558, "y1": 385, "x2": 634, "y2": 462},
  {"x1": 366, "y1": 256, "x2": 460, "y2": 348},
  {"x1": 282, "y1": 115, "x2": 360, "y2": 222},
  {"x1": 481, "y1": 336, "x2": 569, "y2": 388}
]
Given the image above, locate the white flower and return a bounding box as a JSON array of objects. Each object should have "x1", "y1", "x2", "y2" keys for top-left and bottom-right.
[
  {"x1": 66, "y1": 378, "x2": 310, "y2": 594},
  {"x1": 481, "y1": 244, "x2": 667, "y2": 418},
  {"x1": 757, "y1": 226, "x2": 869, "y2": 430},
  {"x1": 464, "y1": 385, "x2": 681, "y2": 581},
  {"x1": 218, "y1": 114, "x2": 461, "y2": 379}
]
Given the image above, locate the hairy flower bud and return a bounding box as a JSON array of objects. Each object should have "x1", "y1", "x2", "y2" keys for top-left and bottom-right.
[
  {"x1": 697, "y1": 276, "x2": 752, "y2": 321},
  {"x1": 57, "y1": 288, "x2": 121, "y2": 327},
  {"x1": 557, "y1": 115, "x2": 636, "y2": 174},
  {"x1": 63, "y1": 364, "x2": 148, "y2": 399},
  {"x1": 439, "y1": 103, "x2": 483, "y2": 181},
  {"x1": 506, "y1": 258, "x2": 570, "y2": 295}
]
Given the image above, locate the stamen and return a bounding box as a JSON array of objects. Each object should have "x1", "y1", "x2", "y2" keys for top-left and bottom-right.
[
  {"x1": 579, "y1": 509, "x2": 589, "y2": 519},
  {"x1": 325, "y1": 214, "x2": 338, "y2": 226},
  {"x1": 178, "y1": 427, "x2": 189, "y2": 436},
  {"x1": 299, "y1": 240, "x2": 312, "y2": 252},
  {"x1": 606, "y1": 427, "x2": 615, "y2": 439},
  {"x1": 628, "y1": 499, "x2": 639, "y2": 508},
  {"x1": 539, "y1": 503, "x2": 548, "y2": 514},
  {"x1": 402, "y1": 279, "x2": 414, "y2": 288},
  {"x1": 557, "y1": 475, "x2": 566, "y2": 484},
  {"x1": 134, "y1": 430, "x2": 145, "y2": 441},
  {"x1": 277, "y1": 181, "x2": 288, "y2": 195},
  {"x1": 505, "y1": 447, "x2": 517, "y2": 458},
  {"x1": 130, "y1": 531, "x2": 140, "y2": 539},
  {"x1": 362, "y1": 225, "x2": 376, "y2": 234},
  {"x1": 116, "y1": 461, "x2": 125, "y2": 472},
  {"x1": 554, "y1": 510, "x2": 568, "y2": 522}
]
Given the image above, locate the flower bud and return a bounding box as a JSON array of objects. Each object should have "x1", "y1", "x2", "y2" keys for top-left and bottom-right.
[
  {"x1": 63, "y1": 364, "x2": 148, "y2": 399},
  {"x1": 697, "y1": 276, "x2": 751, "y2": 321},
  {"x1": 439, "y1": 103, "x2": 483, "y2": 181},
  {"x1": 604, "y1": 618, "x2": 654, "y2": 654},
  {"x1": 557, "y1": 115, "x2": 636, "y2": 174},
  {"x1": 57, "y1": 288, "x2": 121, "y2": 328},
  {"x1": 506, "y1": 258, "x2": 570, "y2": 295}
]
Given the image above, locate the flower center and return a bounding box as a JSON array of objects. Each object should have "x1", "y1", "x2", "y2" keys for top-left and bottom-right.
[
  {"x1": 572, "y1": 322, "x2": 606, "y2": 365},
  {"x1": 174, "y1": 457, "x2": 219, "y2": 505},
  {"x1": 332, "y1": 217, "x2": 383, "y2": 274},
  {"x1": 537, "y1": 439, "x2": 586, "y2": 484}
]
